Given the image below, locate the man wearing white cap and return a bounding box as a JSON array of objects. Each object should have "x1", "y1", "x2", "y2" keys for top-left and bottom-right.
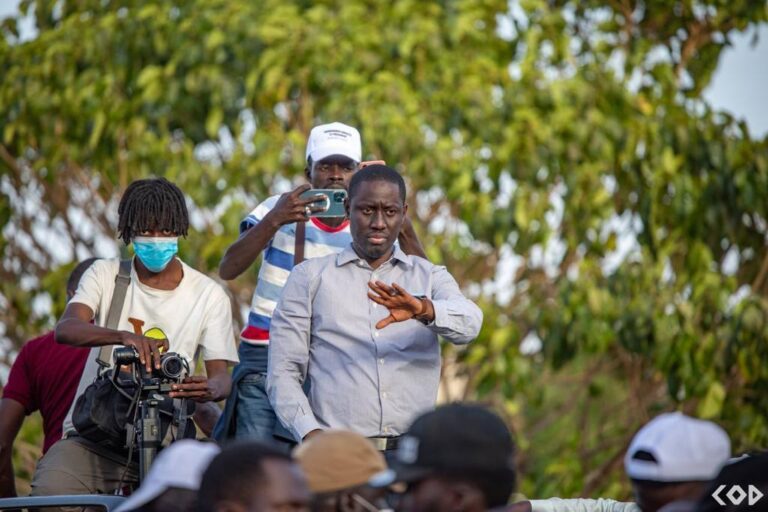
[
  {"x1": 625, "y1": 412, "x2": 731, "y2": 512},
  {"x1": 114, "y1": 440, "x2": 220, "y2": 512},
  {"x1": 511, "y1": 412, "x2": 730, "y2": 512},
  {"x1": 214, "y1": 122, "x2": 426, "y2": 445}
]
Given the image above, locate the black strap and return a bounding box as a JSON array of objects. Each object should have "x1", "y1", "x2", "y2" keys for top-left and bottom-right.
[
  {"x1": 294, "y1": 220, "x2": 306, "y2": 266},
  {"x1": 97, "y1": 259, "x2": 132, "y2": 367},
  {"x1": 174, "y1": 398, "x2": 191, "y2": 441}
]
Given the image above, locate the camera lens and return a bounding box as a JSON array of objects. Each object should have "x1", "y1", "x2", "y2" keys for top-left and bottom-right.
[
  {"x1": 113, "y1": 346, "x2": 139, "y2": 366},
  {"x1": 161, "y1": 354, "x2": 184, "y2": 379},
  {"x1": 333, "y1": 191, "x2": 344, "y2": 202}
]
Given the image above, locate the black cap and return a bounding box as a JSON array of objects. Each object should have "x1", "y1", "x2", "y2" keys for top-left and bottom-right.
[
  {"x1": 369, "y1": 403, "x2": 515, "y2": 487},
  {"x1": 696, "y1": 452, "x2": 768, "y2": 512}
]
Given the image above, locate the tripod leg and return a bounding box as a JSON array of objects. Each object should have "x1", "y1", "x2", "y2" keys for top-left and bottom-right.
[{"x1": 137, "y1": 399, "x2": 162, "y2": 482}]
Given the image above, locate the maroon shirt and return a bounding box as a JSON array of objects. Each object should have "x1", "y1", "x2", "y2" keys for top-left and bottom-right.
[{"x1": 2, "y1": 331, "x2": 88, "y2": 453}]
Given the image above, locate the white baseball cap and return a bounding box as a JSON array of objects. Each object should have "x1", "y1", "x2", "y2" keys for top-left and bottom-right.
[
  {"x1": 305, "y1": 122, "x2": 362, "y2": 163},
  {"x1": 624, "y1": 412, "x2": 731, "y2": 482},
  {"x1": 114, "y1": 440, "x2": 220, "y2": 512}
]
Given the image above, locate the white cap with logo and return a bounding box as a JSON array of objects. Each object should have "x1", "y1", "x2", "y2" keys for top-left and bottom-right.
[
  {"x1": 305, "y1": 122, "x2": 362, "y2": 163},
  {"x1": 624, "y1": 412, "x2": 731, "y2": 482}
]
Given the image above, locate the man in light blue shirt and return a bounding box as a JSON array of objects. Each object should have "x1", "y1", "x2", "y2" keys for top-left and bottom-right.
[{"x1": 267, "y1": 164, "x2": 483, "y2": 446}]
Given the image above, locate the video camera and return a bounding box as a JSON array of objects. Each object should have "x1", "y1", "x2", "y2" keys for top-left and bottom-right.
[
  {"x1": 112, "y1": 346, "x2": 189, "y2": 393},
  {"x1": 110, "y1": 347, "x2": 194, "y2": 481}
]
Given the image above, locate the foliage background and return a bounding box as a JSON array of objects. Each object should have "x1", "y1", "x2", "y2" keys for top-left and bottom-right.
[{"x1": 2, "y1": 0, "x2": 767, "y2": 499}]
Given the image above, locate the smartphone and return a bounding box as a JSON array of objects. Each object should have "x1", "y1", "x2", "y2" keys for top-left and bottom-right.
[
  {"x1": 300, "y1": 189, "x2": 348, "y2": 218},
  {"x1": 360, "y1": 160, "x2": 386, "y2": 169}
]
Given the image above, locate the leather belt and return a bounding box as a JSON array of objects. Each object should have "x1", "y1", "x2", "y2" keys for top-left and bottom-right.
[{"x1": 368, "y1": 436, "x2": 401, "y2": 451}]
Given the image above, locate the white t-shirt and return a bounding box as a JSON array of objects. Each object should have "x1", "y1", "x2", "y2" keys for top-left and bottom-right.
[{"x1": 62, "y1": 257, "x2": 239, "y2": 434}]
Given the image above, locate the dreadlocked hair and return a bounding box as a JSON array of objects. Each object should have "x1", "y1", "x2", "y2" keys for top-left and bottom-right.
[{"x1": 117, "y1": 178, "x2": 189, "y2": 244}]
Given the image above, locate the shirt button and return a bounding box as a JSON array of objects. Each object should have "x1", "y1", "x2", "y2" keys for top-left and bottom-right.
[
  {"x1": 379, "y1": 358, "x2": 384, "y2": 365},
  {"x1": 374, "y1": 331, "x2": 379, "y2": 337},
  {"x1": 383, "y1": 392, "x2": 388, "y2": 398}
]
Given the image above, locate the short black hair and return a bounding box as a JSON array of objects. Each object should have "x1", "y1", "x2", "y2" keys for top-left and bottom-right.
[
  {"x1": 348, "y1": 164, "x2": 406, "y2": 203},
  {"x1": 67, "y1": 258, "x2": 99, "y2": 295},
  {"x1": 438, "y1": 469, "x2": 516, "y2": 508},
  {"x1": 117, "y1": 178, "x2": 189, "y2": 244},
  {"x1": 197, "y1": 441, "x2": 293, "y2": 512}
]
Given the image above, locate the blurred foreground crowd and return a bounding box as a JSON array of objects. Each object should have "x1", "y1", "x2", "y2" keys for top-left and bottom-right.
[{"x1": 70, "y1": 404, "x2": 768, "y2": 512}]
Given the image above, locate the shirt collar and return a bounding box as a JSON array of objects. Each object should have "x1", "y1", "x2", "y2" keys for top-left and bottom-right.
[{"x1": 336, "y1": 243, "x2": 413, "y2": 268}]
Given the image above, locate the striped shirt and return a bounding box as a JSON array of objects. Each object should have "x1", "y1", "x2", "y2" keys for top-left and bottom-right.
[{"x1": 240, "y1": 195, "x2": 351, "y2": 346}]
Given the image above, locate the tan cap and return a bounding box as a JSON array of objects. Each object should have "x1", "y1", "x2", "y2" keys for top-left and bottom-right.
[{"x1": 294, "y1": 430, "x2": 387, "y2": 493}]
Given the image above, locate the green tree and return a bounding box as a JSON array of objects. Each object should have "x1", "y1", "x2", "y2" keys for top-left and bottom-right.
[{"x1": 1, "y1": 0, "x2": 767, "y2": 498}]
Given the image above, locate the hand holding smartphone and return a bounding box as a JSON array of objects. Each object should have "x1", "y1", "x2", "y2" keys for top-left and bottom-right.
[
  {"x1": 300, "y1": 160, "x2": 386, "y2": 218},
  {"x1": 299, "y1": 189, "x2": 347, "y2": 217}
]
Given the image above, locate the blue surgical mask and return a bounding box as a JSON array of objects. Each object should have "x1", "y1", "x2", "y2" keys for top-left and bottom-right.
[{"x1": 133, "y1": 236, "x2": 178, "y2": 273}]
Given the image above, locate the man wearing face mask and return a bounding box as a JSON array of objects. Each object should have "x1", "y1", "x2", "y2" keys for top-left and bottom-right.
[{"x1": 30, "y1": 177, "x2": 239, "y2": 499}]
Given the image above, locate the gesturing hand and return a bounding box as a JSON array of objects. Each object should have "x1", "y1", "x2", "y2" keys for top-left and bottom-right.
[
  {"x1": 270, "y1": 184, "x2": 327, "y2": 225},
  {"x1": 368, "y1": 281, "x2": 427, "y2": 329}
]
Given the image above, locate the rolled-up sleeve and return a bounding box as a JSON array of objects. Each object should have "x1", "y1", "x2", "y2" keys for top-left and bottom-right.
[
  {"x1": 267, "y1": 263, "x2": 322, "y2": 441},
  {"x1": 429, "y1": 266, "x2": 483, "y2": 345}
]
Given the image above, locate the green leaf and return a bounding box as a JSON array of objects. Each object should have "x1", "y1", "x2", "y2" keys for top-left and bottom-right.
[
  {"x1": 88, "y1": 111, "x2": 106, "y2": 149},
  {"x1": 205, "y1": 107, "x2": 223, "y2": 139},
  {"x1": 697, "y1": 382, "x2": 726, "y2": 419}
]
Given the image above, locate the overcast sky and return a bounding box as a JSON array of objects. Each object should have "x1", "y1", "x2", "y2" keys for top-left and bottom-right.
[{"x1": 0, "y1": 2, "x2": 766, "y2": 137}]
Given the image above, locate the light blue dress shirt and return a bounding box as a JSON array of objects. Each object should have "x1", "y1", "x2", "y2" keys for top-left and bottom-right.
[{"x1": 267, "y1": 244, "x2": 483, "y2": 441}]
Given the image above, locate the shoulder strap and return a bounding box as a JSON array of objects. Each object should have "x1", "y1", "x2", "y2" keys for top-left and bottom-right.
[
  {"x1": 294, "y1": 220, "x2": 306, "y2": 266},
  {"x1": 96, "y1": 259, "x2": 132, "y2": 368}
]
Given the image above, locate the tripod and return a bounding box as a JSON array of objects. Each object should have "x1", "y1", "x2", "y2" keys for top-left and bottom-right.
[
  {"x1": 111, "y1": 347, "x2": 192, "y2": 484},
  {"x1": 131, "y1": 379, "x2": 188, "y2": 483},
  {"x1": 136, "y1": 395, "x2": 162, "y2": 481}
]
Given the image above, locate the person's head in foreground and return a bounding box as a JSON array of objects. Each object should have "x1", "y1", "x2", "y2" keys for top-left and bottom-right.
[
  {"x1": 694, "y1": 452, "x2": 768, "y2": 512},
  {"x1": 197, "y1": 441, "x2": 310, "y2": 512},
  {"x1": 624, "y1": 412, "x2": 731, "y2": 512},
  {"x1": 294, "y1": 430, "x2": 389, "y2": 512},
  {"x1": 118, "y1": 177, "x2": 189, "y2": 274},
  {"x1": 305, "y1": 122, "x2": 362, "y2": 190},
  {"x1": 114, "y1": 439, "x2": 220, "y2": 512},
  {"x1": 345, "y1": 164, "x2": 407, "y2": 269},
  {"x1": 370, "y1": 403, "x2": 516, "y2": 512}
]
